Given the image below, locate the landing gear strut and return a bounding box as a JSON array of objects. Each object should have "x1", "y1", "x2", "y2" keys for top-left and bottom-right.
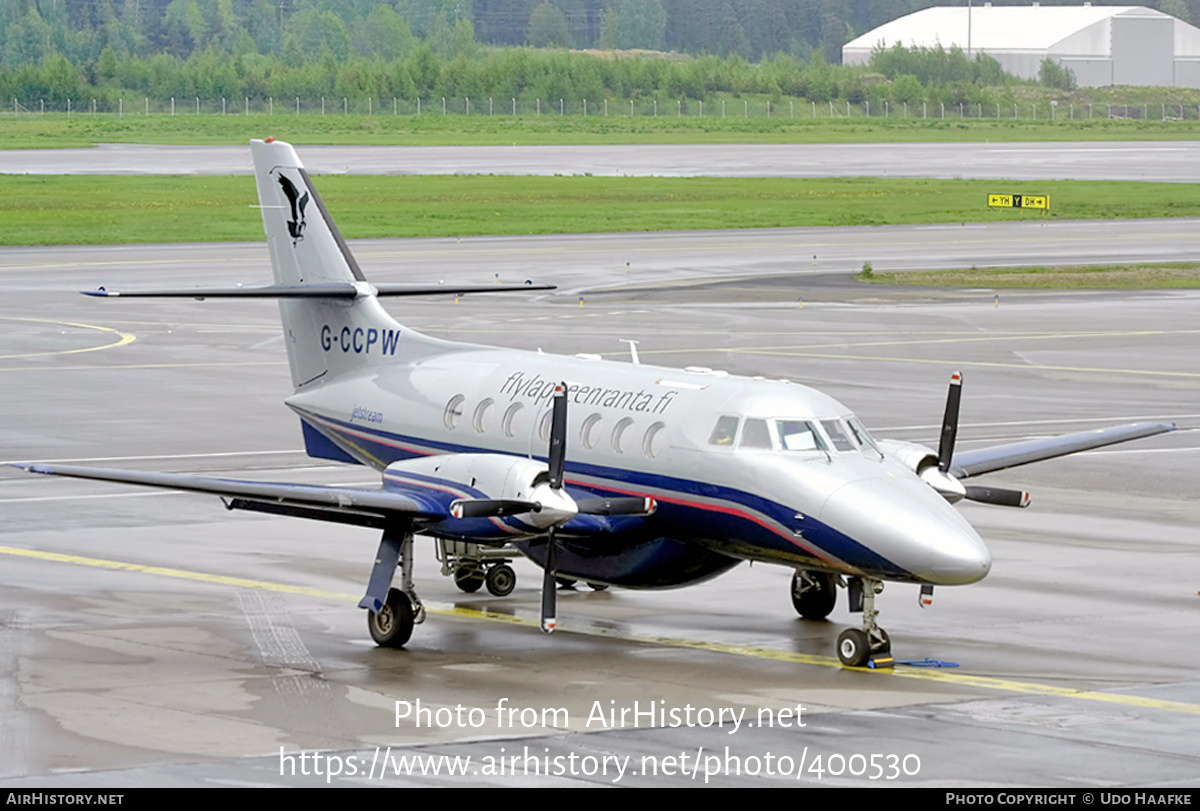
[
  {"x1": 360, "y1": 521, "x2": 425, "y2": 648},
  {"x1": 837, "y1": 577, "x2": 892, "y2": 668}
]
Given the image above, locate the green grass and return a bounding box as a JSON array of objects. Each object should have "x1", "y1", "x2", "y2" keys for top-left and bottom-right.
[
  {"x1": 3, "y1": 174, "x2": 1199, "y2": 246},
  {"x1": 857, "y1": 262, "x2": 1200, "y2": 289},
  {"x1": 2, "y1": 112, "x2": 1200, "y2": 148}
]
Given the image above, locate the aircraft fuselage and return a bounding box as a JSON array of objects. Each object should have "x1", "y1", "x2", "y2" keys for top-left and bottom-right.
[{"x1": 287, "y1": 337, "x2": 994, "y2": 590}]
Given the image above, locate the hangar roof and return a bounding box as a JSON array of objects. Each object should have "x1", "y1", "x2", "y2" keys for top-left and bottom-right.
[{"x1": 843, "y1": 5, "x2": 1161, "y2": 53}]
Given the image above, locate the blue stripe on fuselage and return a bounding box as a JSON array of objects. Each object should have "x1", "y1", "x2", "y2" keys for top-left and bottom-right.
[{"x1": 301, "y1": 412, "x2": 913, "y2": 580}]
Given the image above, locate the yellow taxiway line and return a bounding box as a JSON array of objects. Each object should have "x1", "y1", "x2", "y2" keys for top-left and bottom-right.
[
  {"x1": 0, "y1": 317, "x2": 136, "y2": 360},
  {"x1": 3, "y1": 543, "x2": 1199, "y2": 716}
]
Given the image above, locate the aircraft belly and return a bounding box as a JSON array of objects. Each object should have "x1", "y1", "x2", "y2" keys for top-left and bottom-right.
[{"x1": 516, "y1": 534, "x2": 740, "y2": 589}]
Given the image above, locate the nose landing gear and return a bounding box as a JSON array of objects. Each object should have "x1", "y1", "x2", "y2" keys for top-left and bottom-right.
[
  {"x1": 838, "y1": 577, "x2": 892, "y2": 668},
  {"x1": 791, "y1": 569, "x2": 892, "y2": 667}
]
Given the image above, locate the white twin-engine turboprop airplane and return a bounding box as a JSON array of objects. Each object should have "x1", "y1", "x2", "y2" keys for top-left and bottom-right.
[{"x1": 19, "y1": 139, "x2": 1174, "y2": 668}]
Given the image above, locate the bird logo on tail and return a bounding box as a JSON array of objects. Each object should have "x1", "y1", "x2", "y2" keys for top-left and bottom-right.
[{"x1": 278, "y1": 174, "x2": 309, "y2": 245}]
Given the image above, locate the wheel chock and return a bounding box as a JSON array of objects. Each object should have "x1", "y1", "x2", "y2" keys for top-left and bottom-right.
[{"x1": 867, "y1": 652, "x2": 895, "y2": 669}]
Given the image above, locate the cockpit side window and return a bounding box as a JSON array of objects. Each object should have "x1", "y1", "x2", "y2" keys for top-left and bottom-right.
[
  {"x1": 820, "y1": 419, "x2": 856, "y2": 452},
  {"x1": 740, "y1": 418, "x2": 773, "y2": 450},
  {"x1": 846, "y1": 416, "x2": 880, "y2": 454},
  {"x1": 708, "y1": 415, "x2": 740, "y2": 446},
  {"x1": 776, "y1": 420, "x2": 828, "y2": 452}
]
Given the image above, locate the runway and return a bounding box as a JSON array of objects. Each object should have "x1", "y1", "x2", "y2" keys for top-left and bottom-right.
[
  {"x1": 1, "y1": 226, "x2": 1198, "y2": 786},
  {"x1": 5, "y1": 141, "x2": 1200, "y2": 181}
]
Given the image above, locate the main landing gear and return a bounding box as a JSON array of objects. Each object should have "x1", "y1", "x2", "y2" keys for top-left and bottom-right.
[
  {"x1": 791, "y1": 570, "x2": 837, "y2": 619},
  {"x1": 369, "y1": 587, "x2": 415, "y2": 647},
  {"x1": 791, "y1": 569, "x2": 893, "y2": 668},
  {"x1": 361, "y1": 522, "x2": 425, "y2": 648}
]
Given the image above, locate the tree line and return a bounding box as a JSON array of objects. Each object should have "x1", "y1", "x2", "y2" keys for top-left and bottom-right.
[
  {"x1": 4, "y1": 0, "x2": 1198, "y2": 69},
  {"x1": 2, "y1": 44, "x2": 1136, "y2": 115},
  {"x1": 3, "y1": 0, "x2": 1198, "y2": 112}
]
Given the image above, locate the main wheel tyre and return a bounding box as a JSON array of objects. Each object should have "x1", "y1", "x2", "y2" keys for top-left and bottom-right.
[
  {"x1": 837, "y1": 628, "x2": 871, "y2": 667},
  {"x1": 369, "y1": 588, "x2": 414, "y2": 648},
  {"x1": 791, "y1": 571, "x2": 837, "y2": 620},
  {"x1": 485, "y1": 564, "x2": 516, "y2": 597},
  {"x1": 587, "y1": 582, "x2": 609, "y2": 592},
  {"x1": 454, "y1": 565, "x2": 484, "y2": 593}
]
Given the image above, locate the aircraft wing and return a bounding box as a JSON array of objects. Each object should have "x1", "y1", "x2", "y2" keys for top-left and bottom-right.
[
  {"x1": 15, "y1": 463, "x2": 445, "y2": 526},
  {"x1": 950, "y1": 421, "x2": 1175, "y2": 479}
]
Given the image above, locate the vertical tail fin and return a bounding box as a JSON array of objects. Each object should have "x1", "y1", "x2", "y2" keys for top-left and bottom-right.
[
  {"x1": 252, "y1": 138, "x2": 367, "y2": 288},
  {"x1": 251, "y1": 138, "x2": 410, "y2": 389}
]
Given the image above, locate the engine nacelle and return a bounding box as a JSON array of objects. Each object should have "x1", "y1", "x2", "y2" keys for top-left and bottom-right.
[
  {"x1": 877, "y1": 439, "x2": 938, "y2": 475},
  {"x1": 876, "y1": 440, "x2": 965, "y2": 503},
  {"x1": 385, "y1": 454, "x2": 548, "y2": 504}
]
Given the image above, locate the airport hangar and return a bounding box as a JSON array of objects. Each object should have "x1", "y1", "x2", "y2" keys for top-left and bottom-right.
[{"x1": 843, "y1": 4, "x2": 1200, "y2": 89}]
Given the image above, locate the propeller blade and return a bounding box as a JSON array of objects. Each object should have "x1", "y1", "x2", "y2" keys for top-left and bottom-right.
[
  {"x1": 575, "y1": 496, "x2": 657, "y2": 516},
  {"x1": 963, "y1": 485, "x2": 1031, "y2": 508},
  {"x1": 540, "y1": 528, "x2": 558, "y2": 633},
  {"x1": 450, "y1": 498, "x2": 541, "y2": 519},
  {"x1": 938, "y1": 371, "x2": 963, "y2": 473},
  {"x1": 548, "y1": 382, "x2": 567, "y2": 489}
]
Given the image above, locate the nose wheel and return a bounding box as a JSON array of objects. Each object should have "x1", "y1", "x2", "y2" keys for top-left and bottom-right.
[{"x1": 838, "y1": 577, "x2": 892, "y2": 668}]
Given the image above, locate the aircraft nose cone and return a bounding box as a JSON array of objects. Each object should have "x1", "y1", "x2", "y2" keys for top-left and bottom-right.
[
  {"x1": 928, "y1": 524, "x2": 992, "y2": 584},
  {"x1": 820, "y1": 476, "x2": 992, "y2": 585}
]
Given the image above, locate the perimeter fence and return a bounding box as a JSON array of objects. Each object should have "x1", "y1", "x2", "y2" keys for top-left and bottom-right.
[{"x1": 8, "y1": 96, "x2": 1200, "y2": 121}]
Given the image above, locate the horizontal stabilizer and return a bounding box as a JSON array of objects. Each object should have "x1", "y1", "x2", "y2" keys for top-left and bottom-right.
[
  {"x1": 83, "y1": 283, "x2": 555, "y2": 299},
  {"x1": 951, "y1": 421, "x2": 1175, "y2": 478}
]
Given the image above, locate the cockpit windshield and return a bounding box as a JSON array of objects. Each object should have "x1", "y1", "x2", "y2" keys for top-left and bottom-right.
[
  {"x1": 776, "y1": 420, "x2": 827, "y2": 452},
  {"x1": 732, "y1": 415, "x2": 881, "y2": 456},
  {"x1": 845, "y1": 416, "x2": 881, "y2": 454},
  {"x1": 820, "y1": 419, "x2": 856, "y2": 451}
]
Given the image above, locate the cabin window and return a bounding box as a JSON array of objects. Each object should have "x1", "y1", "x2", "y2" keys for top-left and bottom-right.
[
  {"x1": 643, "y1": 421, "x2": 667, "y2": 458},
  {"x1": 472, "y1": 399, "x2": 494, "y2": 434},
  {"x1": 444, "y1": 395, "x2": 465, "y2": 430},
  {"x1": 612, "y1": 417, "x2": 634, "y2": 453},
  {"x1": 502, "y1": 402, "x2": 524, "y2": 438},
  {"x1": 820, "y1": 419, "x2": 856, "y2": 452},
  {"x1": 581, "y1": 413, "x2": 603, "y2": 449},
  {"x1": 776, "y1": 420, "x2": 828, "y2": 452},
  {"x1": 740, "y1": 419, "x2": 773, "y2": 450},
  {"x1": 707, "y1": 415, "x2": 739, "y2": 446}
]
